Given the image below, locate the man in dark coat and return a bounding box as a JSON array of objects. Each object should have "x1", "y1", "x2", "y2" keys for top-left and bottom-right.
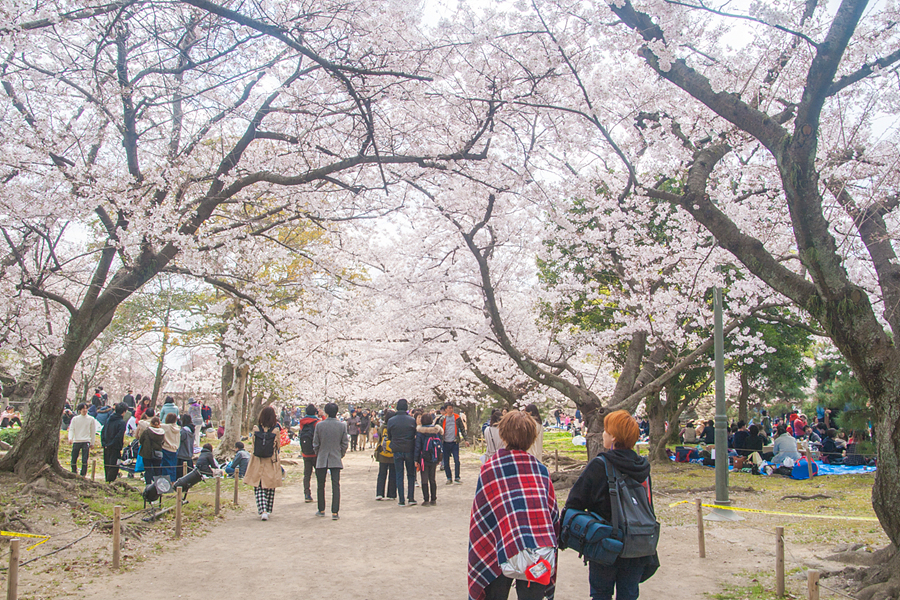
[
  {"x1": 387, "y1": 398, "x2": 418, "y2": 506},
  {"x1": 101, "y1": 403, "x2": 129, "y2": 482}
]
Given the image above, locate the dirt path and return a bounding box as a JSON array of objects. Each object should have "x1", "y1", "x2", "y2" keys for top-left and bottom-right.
[{"x1": 69, "y1": 450, "x2": 773, "y2": 599}]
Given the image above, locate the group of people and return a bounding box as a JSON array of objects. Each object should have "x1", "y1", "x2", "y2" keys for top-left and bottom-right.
[
  {"x1": 677, "y1": 408, "x2": 876, "y2": 470},
  {"x1": 52, "y1": 388, "x2": 661, "y2": 599}
]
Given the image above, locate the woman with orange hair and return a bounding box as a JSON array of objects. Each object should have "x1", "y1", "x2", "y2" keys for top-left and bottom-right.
[{"x1": 564, "y1": 410, "x2": 659, "y2": 600}]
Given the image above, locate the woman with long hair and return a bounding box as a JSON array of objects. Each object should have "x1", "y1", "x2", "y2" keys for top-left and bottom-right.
[
  {"x1": 244, "y1": 406, "x2": 283, "y2": 521},
  {"x1": 134, "y1": 395, "x2": 150, "y2": 421}
]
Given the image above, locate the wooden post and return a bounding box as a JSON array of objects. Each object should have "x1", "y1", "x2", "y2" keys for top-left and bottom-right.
[
  {"x1": 805, "y1": 450, "x2": 814, "y2": 480},
  {"x1": 215, "y1": 476, "x2": 221, "y2": 516},
  {"x1": 112, "y1": 506, "x2": 121, "y2": 569},
  {"x1": 555, "y1": 450, "x2": 559, "y2": 473},
  {"x1": 695, "y1": 498, "x2": 706, "y2": 558},
  {"x1": 7, "y1": 539, "x2": 19, "y2": 600},
  {"x1": 181, "y1": 461, "x2": 187, "y2": 478},
  {"x1": 91, "y1": 459, "x2": 97, "y2": 481},
  {"x1": 776, "y1": 526, "x2": 785, "y2": 597},
  {"x1": 175, "y1": 486, "x2": 183, "y2": 539},
  {"x1": 233, "y1": 473, "x2": 239, "y2": 505},
  {"x1": 807, "y1": 570, "x2": 819, "y2": 600}
]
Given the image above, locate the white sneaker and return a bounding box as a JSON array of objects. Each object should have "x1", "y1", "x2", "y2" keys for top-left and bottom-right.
[{"x1": 261, "y1": 512, "x2": 269, "y2": 521}]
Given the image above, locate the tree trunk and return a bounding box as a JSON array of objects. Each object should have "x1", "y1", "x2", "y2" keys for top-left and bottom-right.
[
  {"x1": 219, "y1": 354, "x2": 249, "y2": 454},
  {"x1": 0, "y1": 352, "x2": 80, "y2": 477},
  {"x1": 646, "y1": 390, "x2": 669, "y2": 464},
  {"x1": 738, "y1": 369, "x2": 749, "y2": 424},
  {"x1": 240, "y1": 377, "x2": 252, "y2": 437},
  {"x1": 247, "y1": 390, "x2": 268, "y2": 433},
  {"x1": 463, "y1": 403, "x2": 480, "y2": 442},
  {"x1": 871, "y1": 387, "x2": 900, "y2": 550},
  {"x1": 581, "y1": 404, "x2": 608, "y2": 460},
  {"x1": 150, "y1": 326, "x2": 170, "y2": 408}
]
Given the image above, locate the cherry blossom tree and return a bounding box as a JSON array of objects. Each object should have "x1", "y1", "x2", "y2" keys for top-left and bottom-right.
[
  {"x1": 0, "y1": 0, "x2": 494, "y2": 479},
  {"x1": 478, "y1": 0, "x2": 900, "y2": 581}
]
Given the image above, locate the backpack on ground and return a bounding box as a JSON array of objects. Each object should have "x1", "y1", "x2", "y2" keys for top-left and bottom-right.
[
  {"x1": 675, "y1": 446, "x2": 698, "y2": 463},
  {"x1": 422, "y1": 434, "x2": 442, "y2": 466},
  {"x1": 299, "y1": 421, "x2": 316, "y2": 455},
  {"x1": 603, "y1": 455, "x2": 660, "y2": 559},
  {"x1": 253, "y1": 426, "x2": 277, "y2": 458}
]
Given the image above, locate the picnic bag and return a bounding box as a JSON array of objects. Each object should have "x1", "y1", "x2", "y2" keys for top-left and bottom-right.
[{"x1": 253, "y1": 426, "x2": 277, "y2": 458}]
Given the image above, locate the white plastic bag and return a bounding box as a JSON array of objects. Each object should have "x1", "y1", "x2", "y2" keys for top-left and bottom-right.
[{"x1": 500, "y1": 547, "x2": 556, "y2": 582}]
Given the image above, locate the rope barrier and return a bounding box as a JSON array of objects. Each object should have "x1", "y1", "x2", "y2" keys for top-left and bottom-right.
[{"x1": 669, "y1": 500, "x2": 879, "y2": 522}]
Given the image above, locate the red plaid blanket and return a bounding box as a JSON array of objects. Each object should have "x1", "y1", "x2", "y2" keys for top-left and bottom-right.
[{"x1": 467, "y1": 448, "x2": 560, "y2": 600}]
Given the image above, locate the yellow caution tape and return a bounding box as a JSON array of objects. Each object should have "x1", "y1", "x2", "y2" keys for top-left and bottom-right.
[
  {"x1": 1, "y1": 530, "x2": 51, "y2": 550},
  {"x1": 668, "y1": 500, "x2": 879, "y2": 522}
]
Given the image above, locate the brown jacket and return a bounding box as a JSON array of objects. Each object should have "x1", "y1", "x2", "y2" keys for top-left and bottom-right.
[{"x1": 243, "y1": 425, "x2": 283, "y2": 489}]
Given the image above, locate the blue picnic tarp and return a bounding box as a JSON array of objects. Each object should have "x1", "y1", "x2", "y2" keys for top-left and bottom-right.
[{"x1": 670, "y1": 455, "x2": 876, "y2": 475}]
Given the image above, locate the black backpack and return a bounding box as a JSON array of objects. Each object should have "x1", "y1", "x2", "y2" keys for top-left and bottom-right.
[
  {"x1": 253, "y1": 426, "x2": 277, "y2": 458},
  {"x1": 299, "y1": 421, "x2": 316, "y2": 455},
  {"x1": 602, "y1": 455, "x2": 660, "y2": 559}
]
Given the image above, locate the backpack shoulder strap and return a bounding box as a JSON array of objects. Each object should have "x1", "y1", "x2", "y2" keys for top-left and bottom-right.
[{"x1": 598, "y1": 454, "x2": 620, "y2": 532}]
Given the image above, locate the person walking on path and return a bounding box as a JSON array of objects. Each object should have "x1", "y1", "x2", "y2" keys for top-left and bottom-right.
[
  {"x1": 358, "y1": 410, "x2": 371, "y2": 451},
  {"x1": 297, "y1": 404, "x2": 320, "y2": 503},
  {"x1": 374, "y1": 409, "x2": 397, "y2": 501},
  {"x1": 244, "y1": 406, "x2": 283, "y2": 521},
  {"x1": 468, "y1": 411, "x2": 560, "y2": 600},
  {"x1": 68, "y1": 403, "x2": 97, "y2": 476},
  {"x1": 347, "y1": 409, "x2": 361, "y2": 451},
  {"x1": 313, "y1": 402, "x2": 349, "y2": 520},
  {"x1": 564, "y1": 410, "x2": 659, "y2": 600},
  {"x1": 101, "y1": 403, "x2": 128, "y2": 482},
  {"x1": 436, "y1": 402, "x2": 468, "y2": 484},
  {"x1": 414, "y1": 413, "x2": 443, "y2": 506},
  {"x1": 387, "y1": 398, "x2": 418, "y2": 506}
]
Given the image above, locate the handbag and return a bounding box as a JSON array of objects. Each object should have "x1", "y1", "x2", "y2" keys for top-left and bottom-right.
[
  {"x1": 279, "y1": 427, "x2": 291, "y2": 447},
  {"x1": 559, "y1": 508, "x2": 623, "y2": 565},
  {"x1": 153, "y1": 450, "x2": 163, "y2": 460}
]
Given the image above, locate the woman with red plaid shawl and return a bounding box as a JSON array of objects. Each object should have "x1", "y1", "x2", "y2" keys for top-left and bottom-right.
[{"x1": 468, "y1": 411, "x2": 560, "y2": 600}]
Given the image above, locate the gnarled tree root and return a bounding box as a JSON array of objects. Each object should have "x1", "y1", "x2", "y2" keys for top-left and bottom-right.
[{"x1": 831, "y1": 545, "x2": 900, "y2": 600}]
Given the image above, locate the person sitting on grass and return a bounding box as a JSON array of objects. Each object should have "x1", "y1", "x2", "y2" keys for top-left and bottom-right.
[
  {"x1": 225, "y1": 441, "x2": 251, "y2": 478},
  {"x1": 740, "y1": 424, "x2": 765, "y2": 457},
  {"x1": 771, "y1": 425, "x2": 802, "y2": 465},
  {"x1": 821, "y1": 429, "x2": 845, "y2": 464},
  {"x1": 196, "y1": 443, "x2": 220, "y2": 476}
]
